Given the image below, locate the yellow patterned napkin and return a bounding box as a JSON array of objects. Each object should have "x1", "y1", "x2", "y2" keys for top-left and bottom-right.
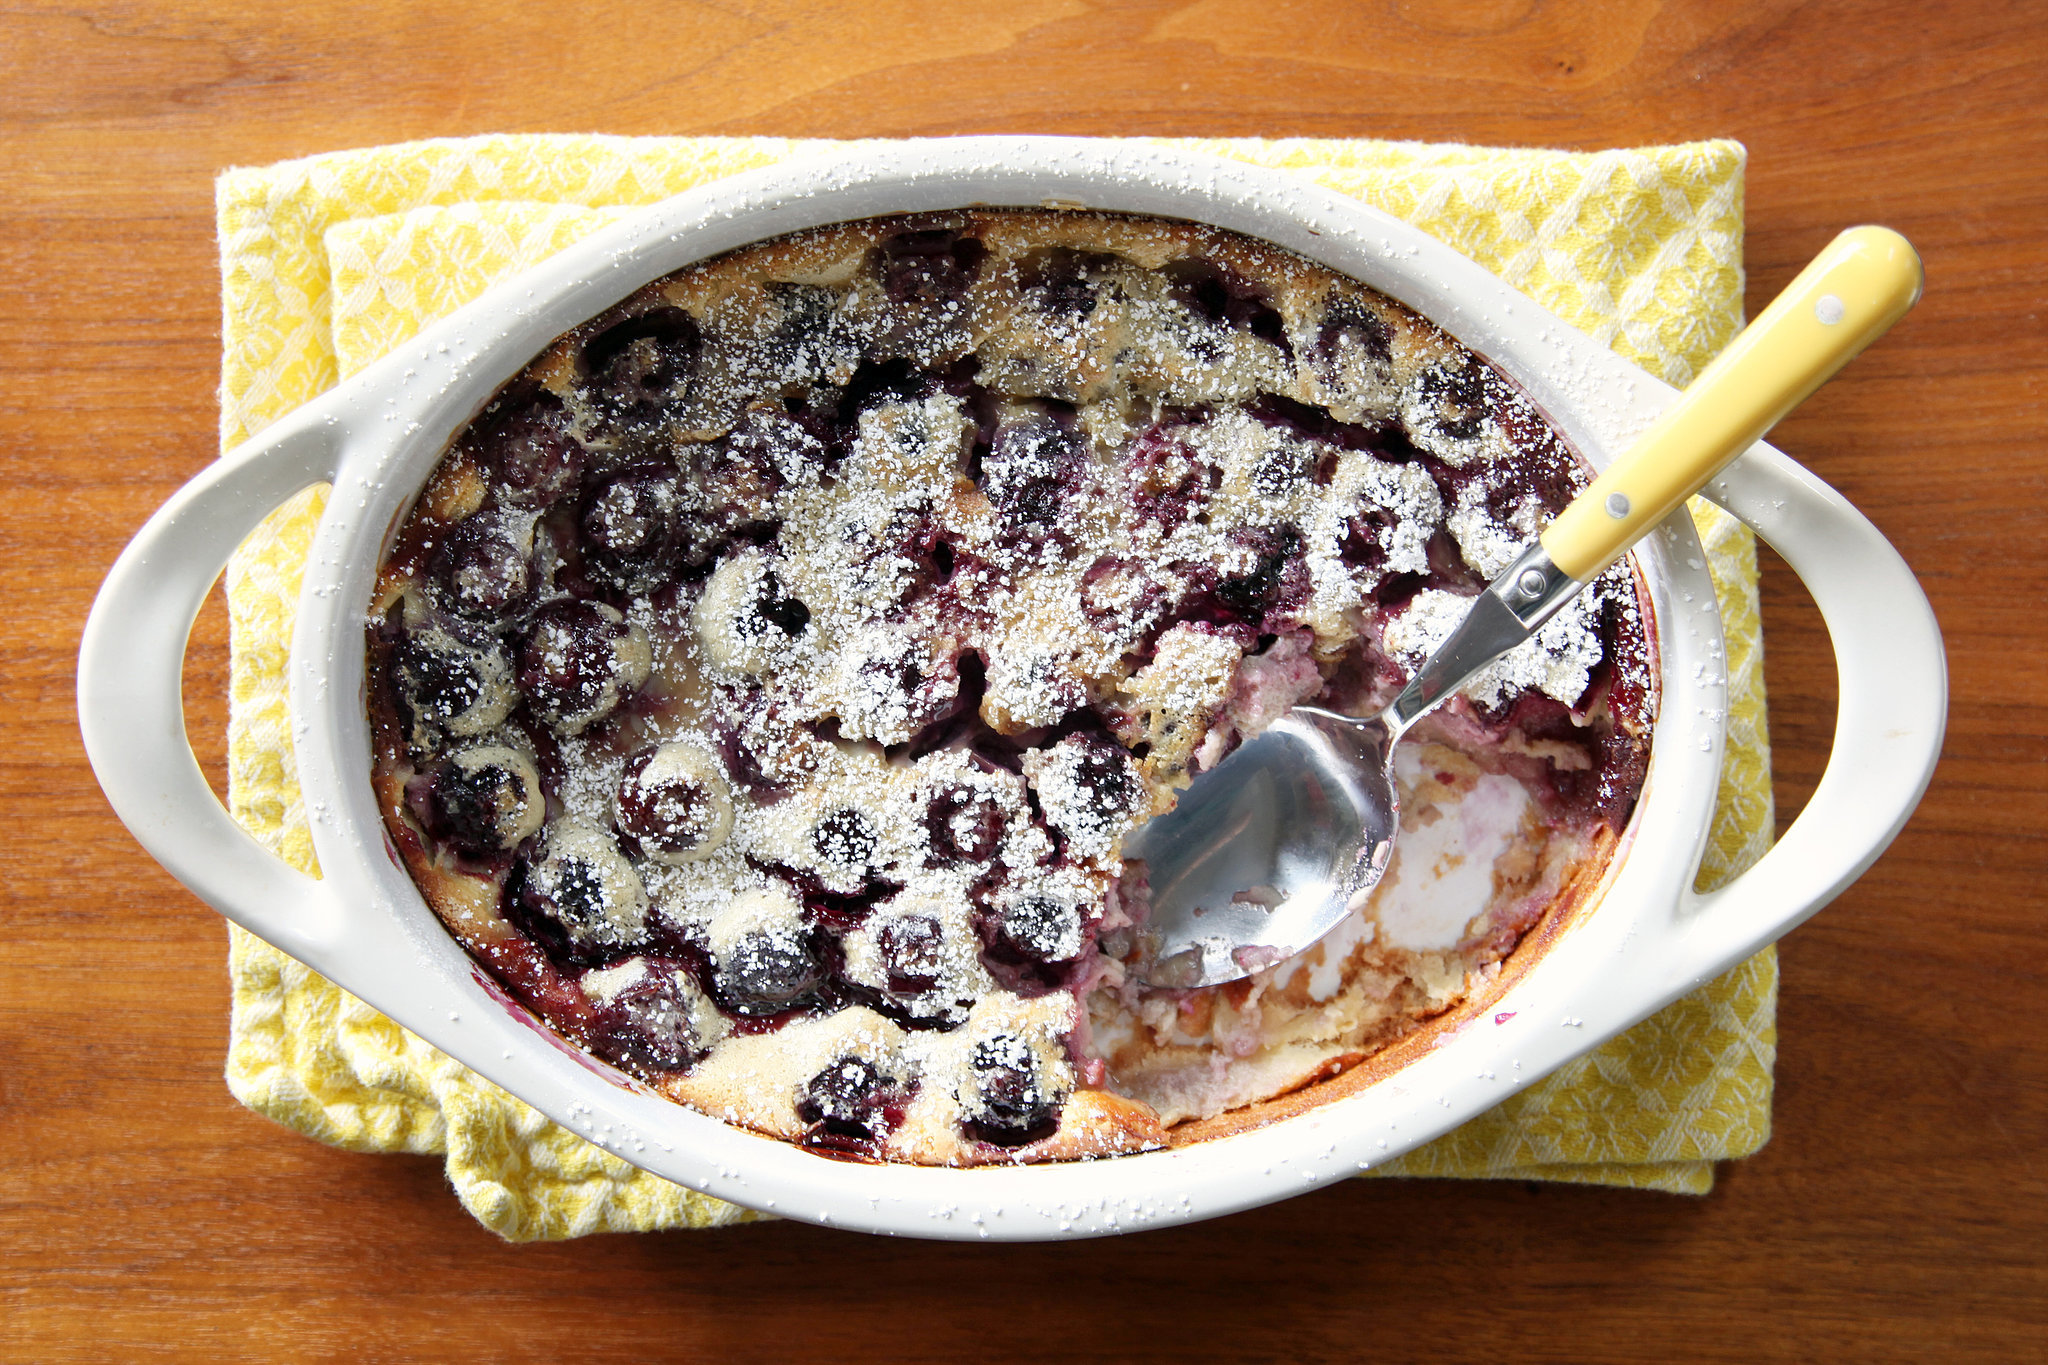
[{"x1": 218, "y1": 135, "x2": 1775, "y2": 1240}]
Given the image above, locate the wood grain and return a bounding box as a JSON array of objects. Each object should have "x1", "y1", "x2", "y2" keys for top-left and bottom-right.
[{"x1": 4, "y1": 1, "x2": 2045, "y2": 1359}]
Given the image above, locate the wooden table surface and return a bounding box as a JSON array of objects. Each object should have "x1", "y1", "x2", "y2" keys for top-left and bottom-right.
[{"x1": 6, "y1": 1, "x2": 2044, "y2": 1358}]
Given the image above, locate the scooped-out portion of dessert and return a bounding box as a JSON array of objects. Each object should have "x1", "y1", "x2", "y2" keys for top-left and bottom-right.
[{"x1": 365, "y1": 210, "x2": 1655, "y2": 1165}]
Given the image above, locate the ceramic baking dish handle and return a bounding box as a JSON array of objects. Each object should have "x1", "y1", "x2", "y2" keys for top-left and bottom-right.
[
  {"x1": 78, "y1": 407, "x2": 348, "y2": 965},
  {"x1": 1667, "y1": 444, "x2": 1946, "y2": 990}
]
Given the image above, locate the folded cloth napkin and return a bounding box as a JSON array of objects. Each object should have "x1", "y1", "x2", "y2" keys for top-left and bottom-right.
[{"x1": 218, "y1": 135, "x2": 1775, "y2": 1241}]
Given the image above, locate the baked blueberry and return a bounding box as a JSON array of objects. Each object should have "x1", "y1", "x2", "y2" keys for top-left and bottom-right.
[
  {"x1": 978, "y1": 405, "x2": 1089, "y2": 532},
  {"x1": 721, "y1": 931, "x2": 820, "y2": 1015},
  {"x1": 393, "y1": 625, "x2": 517, "y2": 752},
  {"x1": 1402, "y1": 358, "x2": 1506, "y2": 465},
  {"x1": 756, "y1": 586, "x2": 810, "y2": 636},
  {"x1": 1016, "y1": 247, "x2": 1119, "y2": 317},
  {"x1": 410, "y1": 744, "x2": 544, "y2": 857},
  {"x1": 1162, "y1": 256, "x2": 1287, "y2": 348},
  {"x1": 578, "y1": 464, "x2": 687, "y2": 592},
  {"x1": 976, "y1": 885, "x2": 1091, "y2": 996},
  {"x1": 1022, "y1": 734, "x2": 1145, "y2": 864},
  {"x1": 693, "y1": 550, "x2": 812, "y2": 678},
  {"x1": 688, "y1": 430, "x2": 783, "y2": 537},
  {"x1": 516, "y1": 598, "x2": 652, "y2": 734},
  {"x1": 812, "y1": 808, "x2": 879, "y2": 870},
  {"x1": 1214, "y1": 524, "x2": 1304, "y2": 621},
  {"x1": 876, "y1": 228, "x2": 987, "y2": 306},
  {"x1": 964, "y1": 1033, "x2": 1060, "y2": 1146},
  {"x1": 925, "y1": 785, "x2": 1005, "y2": 866},
  {"x1": 1249, "y1": 435, "x2": 1316, "y2": 499},
  {"x1": 994, "y1": 893, "x2": 1083, "y2": 964},
  {"x1": 615, "y1": 742, "x2": 733, "y2": 863},
  {"x1": 582, "y1": 305, "x2": 701, "y2": 412},
  {"x1": 719, "y1": 406, "x2": 833, "y2": 488},
  {"x1": 514, "y1": 819, "x2": 650, "y2": 958},
  {"x1": 1311, "y1": 292, "x2": 1393, "y2": 385},
  {"x1": 430, "y1": 513, "x2": 537, "y2": 620},
  {"x1": 470, "y1": 393, "x2": 583, "y2": 507},
  {"x1": 982, "y1": 409, "x2": 1085, "y2": 537},
  {"x1": 583, "y1": 958, "x2": 722, "y2": 1072},
  {"x1": 876, "y1": 913, "x2": 945, "y2": 994},
  {"x1": 761, "y1": 281, "x2": 865, "y2": 386},
  {"x1": 796, "y1": 1055, "x2": 901, "y2": 1140},
  {"x1": 708, "y1": 888, "x2": 822, "y2": 1017}
]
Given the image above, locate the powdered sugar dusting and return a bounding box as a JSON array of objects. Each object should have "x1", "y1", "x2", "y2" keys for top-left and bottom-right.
[
  {"x1": 1383, "y1": 587, "x2": 1606, "y2": 710},
  {"x1": 368, "y1": 208, "x2": 1655, "y2": 1164}
]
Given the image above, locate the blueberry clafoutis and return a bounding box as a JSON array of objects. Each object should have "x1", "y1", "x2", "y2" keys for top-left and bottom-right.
[{"x1": 368, "y1": 211, "x2": 1654, "y2": 1165}]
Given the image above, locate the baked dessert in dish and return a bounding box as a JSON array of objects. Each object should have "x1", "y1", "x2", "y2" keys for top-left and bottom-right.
[{"x1": 365, "y1": 209, "x2": 1654, "y2": 1165}]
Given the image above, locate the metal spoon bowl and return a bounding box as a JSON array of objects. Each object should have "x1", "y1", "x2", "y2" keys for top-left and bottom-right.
[{"x1": 1125, "y1": 561, "x2": 1552, "y2": 987}]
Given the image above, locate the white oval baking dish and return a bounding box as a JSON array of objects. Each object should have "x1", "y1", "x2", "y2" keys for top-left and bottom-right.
[{"x1": 79, "y1": 138, "x2": 1944, "y2": 1240}]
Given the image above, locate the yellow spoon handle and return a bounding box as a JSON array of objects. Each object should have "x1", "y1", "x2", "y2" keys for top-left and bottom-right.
[{"x1": 1539, "y1": 226, "x2": 1923, "y2": 582}]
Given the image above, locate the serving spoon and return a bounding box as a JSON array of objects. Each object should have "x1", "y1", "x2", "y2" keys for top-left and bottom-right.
[{"x1": 1125, "y1": 226, "x2": 1924, "y2": 989}]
